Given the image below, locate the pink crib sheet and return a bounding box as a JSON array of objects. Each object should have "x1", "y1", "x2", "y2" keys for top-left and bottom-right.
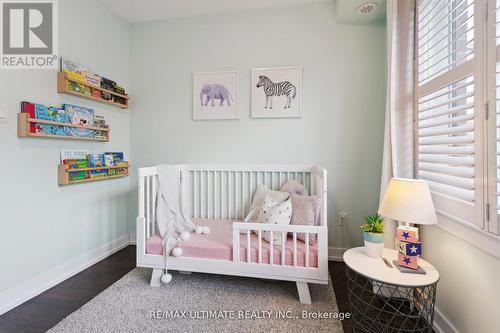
[{"x1": 145, "y1": 218, "x2": 318, "y2": 267}]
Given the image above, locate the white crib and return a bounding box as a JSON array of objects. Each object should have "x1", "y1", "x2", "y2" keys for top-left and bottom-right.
[{"x1": 136, "y1": 164, "x2": 328, "y2": 304}]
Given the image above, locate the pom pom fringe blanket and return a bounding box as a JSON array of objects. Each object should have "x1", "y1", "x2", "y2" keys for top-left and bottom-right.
[{"x1": 156, "y1": 165, "x2": 196, "y2": 278}]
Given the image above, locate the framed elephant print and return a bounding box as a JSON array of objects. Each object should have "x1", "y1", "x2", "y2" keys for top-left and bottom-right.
[
  {"x1": 251, "y1": 67, "x2": 302, "y2": 118},
  {"x1": 193, "y1": 71, "x2": 239, "y2": 120}
]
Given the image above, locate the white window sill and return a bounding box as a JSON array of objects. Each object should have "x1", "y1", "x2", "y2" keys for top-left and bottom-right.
[{"x1": 435, "y1": 211, "x2": 500, "y2": 259}]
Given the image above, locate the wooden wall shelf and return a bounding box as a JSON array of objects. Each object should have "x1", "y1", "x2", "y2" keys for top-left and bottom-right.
[
  {"x1": 58, "y1": 162, "x2": 130, "y2": 186},
  {"x1": 57, "y1": 72, "x2": 129, "y2": 109},
  {"x1": 17, "y1": 112, "x2": 110, "y2": 142}
]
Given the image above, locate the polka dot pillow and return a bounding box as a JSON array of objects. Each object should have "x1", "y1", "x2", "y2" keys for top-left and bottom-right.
[
  {"x1": 256, "y1": 195, "x2": 292, "y2": 245},
  {"x1": 244, "y1": 184, "x2": 290, "y2": 223}
]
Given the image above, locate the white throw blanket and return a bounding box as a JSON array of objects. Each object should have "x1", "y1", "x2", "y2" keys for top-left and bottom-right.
[{"x1": 156, "y1": 164, "x2": 209, "y2": 284}]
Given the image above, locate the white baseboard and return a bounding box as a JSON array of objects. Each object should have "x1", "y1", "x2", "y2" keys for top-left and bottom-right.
[
  {"x1": 0, "y1": 233, "x2": 130, "y2": 316},
  {"x1": 328, "y1": 247, "x2": 346, "y2": 261},
  {"x1": 129, "y1": 232, "x2": 137, "y2": 245},
  {"x1": 433, "y1": 307, "x2": 458, "y2": 333}
]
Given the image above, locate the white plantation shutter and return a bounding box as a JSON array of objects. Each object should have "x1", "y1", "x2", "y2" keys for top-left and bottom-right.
[
  {"x1": 417, "y1": 0, "x2": 475, "y2": 85},
  {"x1": 486, "y1": 0, "x2": 500, "y2": 235},
  {"x1": 416, "y1": 0, "x2": 482, "y2": 225}
]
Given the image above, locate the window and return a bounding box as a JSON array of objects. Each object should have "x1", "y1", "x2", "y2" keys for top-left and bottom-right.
[{"x1": 415, "y1": 0, "x2": 500, "y2": 241}]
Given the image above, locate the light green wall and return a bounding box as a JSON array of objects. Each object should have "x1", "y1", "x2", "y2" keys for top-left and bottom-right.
[
  {"x1": 128, "y1": 2, "x2": 387, "y2": 250},
  {"x1": 0, "y1": 0, "x2": 130, "y2": 294},
  {"x1": 421, "y1": 226, "x2": 500, "y2": 332}
]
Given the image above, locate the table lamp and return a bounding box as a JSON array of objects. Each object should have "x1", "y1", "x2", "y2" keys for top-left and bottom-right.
[{"x1": 378, "y1": 178, "x2": 437, "y2": 270}]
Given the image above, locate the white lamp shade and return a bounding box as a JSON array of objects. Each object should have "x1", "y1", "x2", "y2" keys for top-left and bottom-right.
[{"x1": 378, "y1": 178, "x2": 437, "y2": 225}]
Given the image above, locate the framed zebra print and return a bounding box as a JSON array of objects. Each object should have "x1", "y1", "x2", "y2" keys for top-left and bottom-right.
[
  {"x1": 193, "y1": 71, "x2": 239, "y2": 120},
  {"x1": 251, "y1": 67, "x2": 302, "y2": 118}
]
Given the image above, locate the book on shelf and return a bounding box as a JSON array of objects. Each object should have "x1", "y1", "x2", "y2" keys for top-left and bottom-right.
[
  {"x1": 34, "y1": 104, "x2": 53, "y2": 135},
  {"x1": 104, "y1": 152, "x2": 125, "y2": 166},
  {"x1": 21, "y1": 101, "x2": 36, "y2": 133},
  {"x1": 63, "y1": 104, "x2": 95, "y2": 137},
  {"x1": 60, "y1": 150, "x2": 89, "y2": 163},
  {"x1": 84, "y1": 72, "x2": 101, "y2": 86},
  {"x1": 67, "y1": 81, "x2": 91, "y2": 95},
  {"x1": 88, "y1": 154, "x2": 105, "y2": 168},
  {"x1": 94, "y1": 114, "x2": 107, "y2": 139},
  {"x1": 60, "y1": 57, "x2": 88, "y2": 74},
  {"x1": 100, "y1": 77, "x2": 116, "y2": 90},
  {"x1": 49, "y1": 107, "x2": 66, "y2": 136}
]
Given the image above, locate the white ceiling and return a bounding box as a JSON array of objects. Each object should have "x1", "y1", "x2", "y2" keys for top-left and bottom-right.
[{"x1": 99, "y1": 0, "x2": 330, "y2": 23}]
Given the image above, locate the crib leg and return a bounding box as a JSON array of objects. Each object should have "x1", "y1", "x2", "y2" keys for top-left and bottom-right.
[
  {"x1": 150, "y1": 268, "x2": 163, "y2": 287},
  {"x1": 179, "y1": 271, "x2": 192, "y2": 275},
  {"x1": 296, "y1": 282, "x2": 311, "y2": 304}
]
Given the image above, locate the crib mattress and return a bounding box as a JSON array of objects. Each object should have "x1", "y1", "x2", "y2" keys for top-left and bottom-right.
[{"x1": 145, "y1": 218, "x2": 318, "y2": 267}]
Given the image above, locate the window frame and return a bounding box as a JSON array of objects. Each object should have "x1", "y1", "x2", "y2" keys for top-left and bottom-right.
[{"x1": 414, "y1": 0, "x2": 500, "y2": 258}]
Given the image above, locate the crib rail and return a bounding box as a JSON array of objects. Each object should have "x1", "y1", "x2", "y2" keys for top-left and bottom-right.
[{"x1": 232, "y1": 222, "x2": 326, "y2": 268}]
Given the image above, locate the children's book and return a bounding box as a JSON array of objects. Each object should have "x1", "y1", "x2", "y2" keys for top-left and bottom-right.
[
  {"x1": 64, "y1": 159, "x2": 89, "y2": 169},
  {"x1": 104, "y1": 152, "x2": 124, "y2": 166},
  {"x1": 21, "y1": 101, "x2": 36, "y2": 133},
  {"x1": 104, "y1": 154, "x2": 114, "y2": 167},
  {"x1": 89, "y1": 169, "x2": 108, "y2": 179},
  {"x1": 60, "y1": 57, "x2": 88, "y2": 74},
  {"x1": 60, "y1": 150, "x2": 89, "y2": 162},
  {"x1": 48, "y1": 107, "x2": 66, "y2": 136},
  {"x1": 84, "y1": 72, "x2": 101, "y2": 86},
  {"x1": 88, "y1": 154, "x2": 105, "y2": 168},
  {"x1": 94, "y1": 114, "x2": 106, "y2": 139},
  {"x1": 67, "y1": 81, "x2": 85, "y2": 94},
  {"x1": 34, "y1": 104, "x2": 53, "y2": 134},
  {"x1": 69, "y1": 170, "x2": 89, "y2": 181},
  {"x1": 63, "y1": 104, "x2": 95, "y2": 137}
]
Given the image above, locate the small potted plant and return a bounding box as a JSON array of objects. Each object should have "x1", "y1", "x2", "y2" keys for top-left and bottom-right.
[{"x1": 361, "y1": 214, "x2": 385, "y2": 258}]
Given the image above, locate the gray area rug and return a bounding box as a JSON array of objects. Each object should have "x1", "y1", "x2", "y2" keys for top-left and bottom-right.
[{"x1": 49, "y1": 268, "x2": 345, "y2": 333}]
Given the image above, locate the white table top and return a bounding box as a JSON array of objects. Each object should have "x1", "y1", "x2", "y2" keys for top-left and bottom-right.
[{"x1": 343, "y1": 247, "x2": 439, "y2": 287}]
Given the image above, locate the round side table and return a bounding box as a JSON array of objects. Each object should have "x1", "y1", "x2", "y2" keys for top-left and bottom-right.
[{"x1": 343, "y1": 247, "x2": 439, "y2": 333}]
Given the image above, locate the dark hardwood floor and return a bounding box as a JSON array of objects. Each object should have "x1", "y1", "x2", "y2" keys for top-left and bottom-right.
[{"x1": 0, "y1": 246, "x2": 352, "y2": 333}]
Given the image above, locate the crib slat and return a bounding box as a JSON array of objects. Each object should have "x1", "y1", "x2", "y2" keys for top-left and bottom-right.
[
  {"x1": 233, "y1": 226, "x2": 240, "y2": 263},
  {"x1": 269, "y1": 231, "x2": 273, "y2": 265},
  {"x1": 227, "y1": 172, "x2": 230, "y2": 219},
  {"x1": 305, "y1": 234, "x2": 310, "y2": 268},
  {"x1": 241, "y1": 171, "x2": 244, "y2": 219},
  {"x1": 152, "y1": 176, "x2": 156, "y2": 235},
  {"x1": 281, "y1": 232, "x2": 285, "y2": 266},
  {"x1": 194, "y1": 171, "x2": 198, "y2": 218},
  {"x1": 234, "y1": 171, "x2": 237, "y2": 220},
  {"x1": 146, "y1": 176, "x2": 150, "y2": 238},
  {"x1": 248, "y1": 172, "x2": 252, "y2": 217},
  {"x1": 213, "y1": 171, "x2": 216, "y2": 219},
  {"x1": 293, "y1": 232, "x2": 297, "y2": 267},
  {"x1": 219, "y1": 171, "x2": 224, "y2": 218},
  {"x1": 201, "y1": 171, "x2": 205, "y2": 218},
  {"x1": 247, "y1": 229, "x2": 251, "y2": 263},
  {"x1": 258, "y1": 230, "x2": 262, "y2": 264}
]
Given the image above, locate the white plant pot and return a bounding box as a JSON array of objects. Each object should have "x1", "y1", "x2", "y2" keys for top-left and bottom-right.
[{"x1": 364, "y1": 240, "x2": 384, "y2": 258}]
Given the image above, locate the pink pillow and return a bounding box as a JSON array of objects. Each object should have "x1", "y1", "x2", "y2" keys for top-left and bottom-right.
[
  {"x1": 281, "y1": 180, "x2": 308, "y2": 196},
  {"x1": 290, "y1": 193, "x2": 321, "y2": 244}
]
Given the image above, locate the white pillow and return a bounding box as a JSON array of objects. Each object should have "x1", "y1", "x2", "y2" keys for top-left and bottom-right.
[
  {"x1": 244, "y1": 184, "x2": 289, "y2": 223},
  {"x1": 256, "y1": 195, "x2": 292, "y2": 245}
]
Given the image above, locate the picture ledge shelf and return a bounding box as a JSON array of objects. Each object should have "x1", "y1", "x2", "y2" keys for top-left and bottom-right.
[
  {"x1": 57, "y1": 72, "x2": 129, "y2": 109},
  {"x1": 58, "y1": 162, "x2": 130, "y2": 186},
  {"x1": 17, "y1": 112, "x2": 110, "y2": 142}
]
